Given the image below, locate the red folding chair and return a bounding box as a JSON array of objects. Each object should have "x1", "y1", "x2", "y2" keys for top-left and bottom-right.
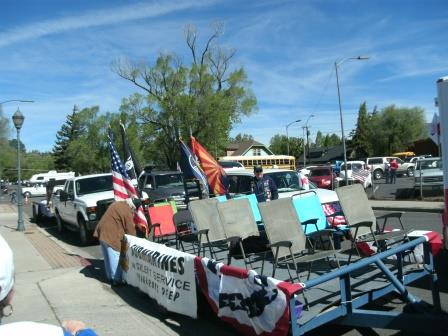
[{"x1": 148, "y1": 204, "x2": 176, "y2": 245}]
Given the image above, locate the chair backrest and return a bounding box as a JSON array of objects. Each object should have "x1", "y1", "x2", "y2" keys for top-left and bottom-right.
[
  {"x1": 336, "y1": 184, "x2": 376, "y2": 237},
  {"x1": 292, "y1": 191, "x2": 328, "y2": 234},
  {"x1": 258, "y1": 198, "x2": 307, "y2": 260},
  {"x1": 173, "y1": 209, "x2": 194, "y2": 234},
  {"x1": 148, "y1": 204, "x2": 176, "y2": 237},
  {"x1": 154, "y1": 200, "x2": 177, "y2": 214},
  {"x1": 189, "y1": 198, "x2": 226, "y2": 243},
  {"x1": 216, "y1": 198, "x2": 259, "y2": 240},
  {"x1": 217, "y1": 193, "x2": 262, "y2": 223}
]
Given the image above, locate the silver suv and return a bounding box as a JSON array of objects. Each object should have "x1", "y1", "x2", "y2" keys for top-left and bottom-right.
[
  {"x1": 414, "y1": 157, "x2": 443, "y2": 190},
  {"x1": 366, "y1": 156, "x2": 415, "y2": 180}
]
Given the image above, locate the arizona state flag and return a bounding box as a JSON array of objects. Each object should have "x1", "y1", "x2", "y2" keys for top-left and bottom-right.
[{"x1": 191, "y1": 136, "x2": 229, "y2": 196}]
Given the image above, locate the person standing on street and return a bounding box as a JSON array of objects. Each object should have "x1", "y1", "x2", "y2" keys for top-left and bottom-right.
[
  {"x1": 389, "y1": 159, "x2": 399, "y2": 184},
  {"x1": 93, "y1": 198, "x2": 141, "y2": 286},
  {"x1": 384, "y1": 159, "x2": 391, "y2": 184},
  {"x1": 251, "y1": 166, "x2": 278, "y2": 202}
]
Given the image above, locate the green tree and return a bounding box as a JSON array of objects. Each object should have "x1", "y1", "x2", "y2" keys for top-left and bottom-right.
[
  {"x1": 269, "y1": 134, "x2": 303, "y2": 158},
  {"x1": 229, "y1": 133, "x2": 254, "y2": 143},
  {"x1": 22, "y1": 151, "x2": 55, "y2": 180},
  {"x1": 0, "y1": 107, "x2": 15, "y2": 181},
  {"x1": 66, "y1": 106, "x2": 110, "y2": 174},
  {"x1": 313, "y1": 131, "x2": 324, "y2": 148},
  {"x1": 113, "y1": 24, "x2": 257, "y2": 168},
  {"x1": 350, "y1": 102, "x2": 372, "y2": 157},
  {"x1": 366, "y1": 105, "x2": 426, "y2": 155},
  {"x1": 53, "y1": 106, "x2": 82, "y2": 171}
]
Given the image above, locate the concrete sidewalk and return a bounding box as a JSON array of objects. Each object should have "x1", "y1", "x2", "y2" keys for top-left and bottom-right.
[{"x1": 0, "y1": 204, "x2": 232, "y2": 336}]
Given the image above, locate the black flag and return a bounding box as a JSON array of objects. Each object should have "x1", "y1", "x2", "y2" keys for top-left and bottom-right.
[{"x1": 120, "y1": 122, "x2": 142, "y2": 191}]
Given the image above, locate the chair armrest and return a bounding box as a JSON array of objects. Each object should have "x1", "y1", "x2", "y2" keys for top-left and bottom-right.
[
  {"x1": 151, "y1": 223, "x2": 161, "y2": 228},
  {"x1": 302, "y1": 218, "x2": 318, "y2": 226},
  {"x1": 197, "y1": 228, "x2": 209, "y2": 235},
  {"x1": 376, "y1": 212, "x2": 403, "y2": 220},
  {"x1": 268, "y1": 241, "x2": 292, "y2": 248}
]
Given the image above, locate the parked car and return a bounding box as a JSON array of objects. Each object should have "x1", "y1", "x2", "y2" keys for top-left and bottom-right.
[
  {"x1": 298, "y1": 165, "x2": 318, "y2": 176},
  {"x1": 366, "y1": 156, "x2": 415, "y2": 180},
  {"x1": 139, "y1": 170, "x2": 199, "y2": 208},
  {"x1": 338, "y1": 161, "x2": 372, "y2": 188},
  {"x1": 22, "y1": 183, "x2": 47, "y2": 198},
  {"x1": 224, "y1": 168, "x2": 339, "y2": 204},
  {"x1": 414, "y1": 157, "x2": 443, "y2": 190},
  {"x1": 53, "y1": 173, "x2": 114, "y2": 245},
  {"x1": 308, "y1": 166, "x2": 336, "y2": 190}
]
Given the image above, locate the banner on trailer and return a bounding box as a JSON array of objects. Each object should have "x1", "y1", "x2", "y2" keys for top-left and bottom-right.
[
  {"x1": 195, "y1": 256, "x2": 303, "y2": 336},
  {"x1": 122, "y1": 235, "x2": 197, "y2": 318}
]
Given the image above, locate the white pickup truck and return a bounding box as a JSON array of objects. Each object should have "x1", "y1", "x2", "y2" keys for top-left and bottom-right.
[{"x1": 53, "y1": 173, "x2": 115, "y2": 245}]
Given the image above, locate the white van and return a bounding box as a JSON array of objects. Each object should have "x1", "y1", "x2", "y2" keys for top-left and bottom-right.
[{"x1": 29, "y1": 170, "x2": 75, "y2": 183}]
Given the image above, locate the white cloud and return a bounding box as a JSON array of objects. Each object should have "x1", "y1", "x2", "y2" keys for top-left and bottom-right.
[{"x1": 0, "y1": 0, "x2": 214, "y2": 48}]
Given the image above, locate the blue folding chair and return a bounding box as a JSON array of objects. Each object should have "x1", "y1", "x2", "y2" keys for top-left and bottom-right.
[
  {"x1": 291, "y1": 191, "x2": 328, "y2": 234},
  {"x1": 217, "y1": 193, "x2": 262, "y2": 224}
]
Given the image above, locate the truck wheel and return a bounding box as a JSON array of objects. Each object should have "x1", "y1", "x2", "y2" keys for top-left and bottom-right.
[
  {"x1": 407, "y1": 167, "x2": 414, "y2": 177},
  {"x1": 78, "y1": 217, "x2": 90, "y2": 246},
  {"x1": 24, "y1": 191, "x2": 31, "y2": 198},
  {"x1": 32, "y1": 205, "x2": 39, "y2": 223},
  {"x1": 55, "y1": 211, "x2": 64, "y2": 233},
  {"x1": 373, "y1": 169, "x2": 383, "y2": 180}
]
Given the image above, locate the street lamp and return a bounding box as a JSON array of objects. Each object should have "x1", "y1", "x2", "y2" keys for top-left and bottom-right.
[
  {"x1": 303, "y1": 114, "x2": 314, "y2": 166},
  {"x1": 335, "y1": 56, "x2": 369, "y2": 184},
  {"x1": 12, "y1": 109, "x2": 25, "y2": 231},
  {"x1": 286, "y1": 119, "x2": 301, "y2": 156}
]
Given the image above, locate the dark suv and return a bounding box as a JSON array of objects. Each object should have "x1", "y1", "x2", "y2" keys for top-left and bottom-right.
[{"x1": 138, "y1": 170, "x2": 190, "y2": 208}]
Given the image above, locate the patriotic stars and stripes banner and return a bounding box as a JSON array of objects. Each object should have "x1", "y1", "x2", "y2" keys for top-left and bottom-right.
[
  {"x1": 195, "y1": 257, "x2": 303, "y2": 336},
  {"x1": 108, "y1": 131, "x2": 149, "y2": 235},
  {"x1": 352, "y1": 168, "x2": 370, "y2": 183}
]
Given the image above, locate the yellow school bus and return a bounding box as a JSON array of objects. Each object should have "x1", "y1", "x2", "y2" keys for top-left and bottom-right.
[{"x1": 219, "y1": 155, "x2": 296, "y2": 171}]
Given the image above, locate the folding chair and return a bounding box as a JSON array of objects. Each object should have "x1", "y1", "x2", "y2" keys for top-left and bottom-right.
[
  {"x1": 148, "y1": 204, "x2": 176, "y2": 246},
  {"x1": 292, "y1": 191, "x2": 343, "y2": 251},
  {"x1": 258, "y1": 198, "x2": 340, "y2": 283},
  {"x1": 217, "y1": 193, "x2": 262, "y2": 224},
  {"x1": 216, "y1": 198, "x2": 265, "y2": 269},
  {"x1": 336, "y1": 184, "x2": 410, "y2": 263},
  {"x1": 154, "y1": 200, "x2": 177, "y2": 214},
  {"x1": 189, "y1": 198, "x2": 228, "y2": 259},
  {"x1": 173, "y1": 209, "x2": 197, "y2": 253}
]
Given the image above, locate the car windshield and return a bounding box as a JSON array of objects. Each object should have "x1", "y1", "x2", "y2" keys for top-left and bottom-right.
[
  {"x1": 418, "y1": 159, "x2": 442, "y2": 170},
  {"x1": 155, "y1": 174, "x2": 184, "y2": 187},
  {"x1": 76, "y1": 175, "x2": 113, "y2": 196},
  {"x1": 227, "y1": 175, "x2": 253, "y2": 194},
  {"x1": 264, "y1": 171, "x2": 300, "y2": 192},
  {"x1": 310, "y1": 168, "x2": 331, "y2": 176}
]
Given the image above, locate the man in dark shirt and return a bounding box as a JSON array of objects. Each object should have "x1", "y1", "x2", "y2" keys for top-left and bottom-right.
[{"x1": 251, "y1": 166, "x2": 279, "y2": 202}]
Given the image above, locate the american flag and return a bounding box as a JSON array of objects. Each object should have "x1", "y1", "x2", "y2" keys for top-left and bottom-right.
[
  {"x1": 322, "y1": 202, "x2": 346, "y2": 226},
  {"x1": 352, "y1": 168, "x2": 370, "y2": 183},
  {"x1": 108, "y1": 133, "x2": 148, "y2": 235}
]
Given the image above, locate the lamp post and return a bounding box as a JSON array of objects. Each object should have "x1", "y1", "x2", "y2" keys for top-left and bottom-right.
[
  {"x1": 335, "y1": 56, "x2": 369, "y2": 184},
  {"x1": 12, "y1": 109, "x2": 25, "y2": 231},
  {"x1": 286, "y1": 119, "x2": 301, "y2": 156},
  {"x1": 303, "y1": 114, "x2": 314, "y2": 166}
]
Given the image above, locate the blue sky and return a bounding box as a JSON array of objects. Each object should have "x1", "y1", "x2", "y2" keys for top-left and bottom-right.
[{"x1": 1, "y1": 0, "x2": 447, "y2": 152}]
